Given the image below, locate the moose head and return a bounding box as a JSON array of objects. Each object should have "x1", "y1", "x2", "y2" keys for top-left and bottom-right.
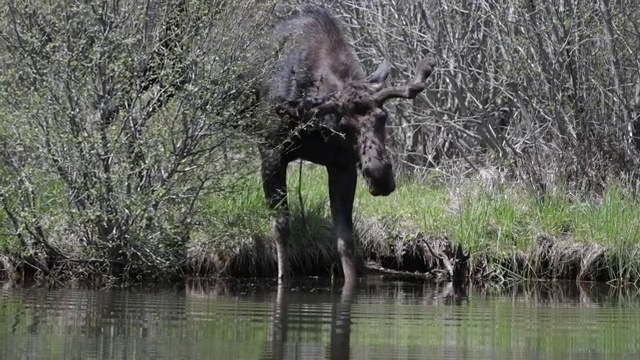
[{"x1": 303, "y1": 58, "x2": 435, "y2": 196}]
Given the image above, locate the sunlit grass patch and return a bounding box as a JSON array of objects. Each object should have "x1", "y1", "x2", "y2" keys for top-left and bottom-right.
[
  {"x1": 188, "y1": 164, "x2": 338, "y2": 277},
  {"x1": 190, "y1": 164, "x2": 640, "y2": 284},
  {"x1": 6, "y1": 160, "x2": 640, "y2": 284}
]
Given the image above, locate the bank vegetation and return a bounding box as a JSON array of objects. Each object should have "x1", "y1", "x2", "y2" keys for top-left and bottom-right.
[{"x1": 1, "y1": 0, "x2": 639, "y2": 286}]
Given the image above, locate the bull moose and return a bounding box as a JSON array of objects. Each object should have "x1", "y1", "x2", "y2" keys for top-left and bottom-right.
[{"x1": 256, "y1": 4, "x2": 434, "y2": 285}]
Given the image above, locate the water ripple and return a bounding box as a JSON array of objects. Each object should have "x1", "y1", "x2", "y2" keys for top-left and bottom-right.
[{"x1": 1, "y1": 279, "x2": 639, "y2": 359}]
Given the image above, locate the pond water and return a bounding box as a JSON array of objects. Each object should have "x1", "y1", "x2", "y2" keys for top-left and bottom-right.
[{"x1": 0, "y1": 277, "x2": 639, "y2": 360}]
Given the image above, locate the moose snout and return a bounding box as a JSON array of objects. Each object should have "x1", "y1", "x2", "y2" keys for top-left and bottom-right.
[{"x1": 362, "y1": 162, "x2": 396, "y2": 196}]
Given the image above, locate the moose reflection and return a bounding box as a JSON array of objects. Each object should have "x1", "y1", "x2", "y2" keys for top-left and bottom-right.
[
  {"x1": 262, "y1": 282, "x2": 357, "y2": 360},
  {"x1": 256, "y1": 5, "x2": 435, "y2": 284}
]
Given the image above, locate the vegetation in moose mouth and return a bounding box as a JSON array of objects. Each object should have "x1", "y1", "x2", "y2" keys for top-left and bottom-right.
[{"x1": 1, "y1": 0, "x2": 640, "y2": 287}]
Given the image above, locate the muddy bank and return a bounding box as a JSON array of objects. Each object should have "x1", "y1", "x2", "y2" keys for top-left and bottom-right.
[
  {"x1": 0, "y1": 218, "x2": 637, "y2": 287},
  {"x1": 357, "y1": 217, "x2": 629, "y2": 284},
  {"x1": 183, "y1": 217, "x2": 637, "y2": 286},
  {"x1": 361, "y1": 233, "x2": 613, "y2": 285}
]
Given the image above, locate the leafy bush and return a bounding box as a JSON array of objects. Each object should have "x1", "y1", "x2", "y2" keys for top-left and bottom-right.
[{"x1": 0, "y1": 0, "x2": 277, "y2": 280}]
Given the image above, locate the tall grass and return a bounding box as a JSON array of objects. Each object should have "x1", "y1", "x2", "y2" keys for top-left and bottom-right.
[
  {"x1": 190, "y1": 163, "x2": 640, "y2": 283},
  {"x1": 4, "y1": 161, "x2": 640, "y2": 283},
  {"x1": 188, "y1": 163, "x2": 339, "y2": 278}
]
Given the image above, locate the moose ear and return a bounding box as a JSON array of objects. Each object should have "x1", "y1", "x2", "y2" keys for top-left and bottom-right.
[{"x1": 366, "y1": 60, "x2": 391, "y2": 87}]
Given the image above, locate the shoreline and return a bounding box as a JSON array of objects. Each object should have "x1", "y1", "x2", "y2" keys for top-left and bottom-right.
[
  {"x1": 0, "y1": 228, "x2": 634, "y2": 288},
  {"x1": 2, "y1": 166, "x2": 640, "y2": 288}
]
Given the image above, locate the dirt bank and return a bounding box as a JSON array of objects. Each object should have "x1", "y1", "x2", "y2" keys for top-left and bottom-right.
[{"x1": 0, "y1": 218, "x2": 636, "y2": 287}]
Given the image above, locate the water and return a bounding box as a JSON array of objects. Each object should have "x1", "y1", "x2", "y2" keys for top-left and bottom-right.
[{"x1": 1, "y1": 278, "x2": 639, "y2": 360}]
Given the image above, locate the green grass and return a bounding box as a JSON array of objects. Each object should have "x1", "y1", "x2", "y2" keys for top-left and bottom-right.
[
  {"x1": 3, "y1": 161, "x2": 640, "y2": 284},
  {"x1": 192, "y1": 163, "x2": 640, "y2": 283},
  {"x1": 189, "y1": 165, "x2": 339, "y2": 277}
]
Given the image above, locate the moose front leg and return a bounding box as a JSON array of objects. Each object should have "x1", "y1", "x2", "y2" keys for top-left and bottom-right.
[
  {"x1": 327, "y1": 164, "x2": 358, "y2": 285},
  {"x1": 260, "y1": 149, "x2": 291, "y2": 282}
]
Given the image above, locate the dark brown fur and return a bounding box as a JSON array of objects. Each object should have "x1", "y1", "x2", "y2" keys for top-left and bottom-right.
[{"x1": 256, "y1": 5, "x2": 434, "y2": 285}]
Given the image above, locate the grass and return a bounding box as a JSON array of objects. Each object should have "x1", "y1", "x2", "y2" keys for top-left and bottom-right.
[
  {"x1": 188, "y1": 164, "x2": 340, "y2": 278},
  {"x1": 3, "y1": 161, "x2": 640, "y2": 285},
  {"x1": 189, "y1": 163, "x2": 640, "y2": 284}
]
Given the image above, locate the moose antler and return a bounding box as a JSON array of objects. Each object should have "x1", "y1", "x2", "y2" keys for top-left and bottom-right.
[{"x1": 372, "y1": 58, "x2": 435, "y2": 105}]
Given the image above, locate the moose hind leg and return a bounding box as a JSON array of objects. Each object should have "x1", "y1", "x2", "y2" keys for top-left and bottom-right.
[
  {"x1": 327, "y1": 165, "x2": 358, "y2": 285},
  {"x1": 261, "y1": 150, "x2": 291, "y2": 282}
]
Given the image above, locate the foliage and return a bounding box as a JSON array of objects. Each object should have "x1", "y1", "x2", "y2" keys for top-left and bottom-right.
[
  {"x1": 0, "y1": 0, "x2": 277, "y2": 280},
  {"x1": 1, "y1": 0, "x2": 640, "y2": 284},
  {"x1": 292, "y1": 0, "x2": 640, "y2": 193},
  {"x1": 192, "y1": 165, "x2": 640, "y2": 283}
]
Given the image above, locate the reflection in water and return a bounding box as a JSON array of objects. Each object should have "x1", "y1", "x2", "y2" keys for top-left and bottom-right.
[
  {"x1": 267, "y1": 284, "x2": 289, "y2": 360},
  {"x1": 0, "y1": 279, "x2": 639, "y2": 359},
  {"x1": 328, "y1": 282, "x2": 355, "y2": 360},
  {"x1": 262, "y1": 282, "x2": 357, "y2": 360}
]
